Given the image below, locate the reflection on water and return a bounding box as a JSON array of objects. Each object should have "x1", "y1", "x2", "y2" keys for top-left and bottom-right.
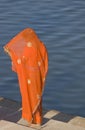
[{"x1": 0, "y1": 0, "x2": 85, "y2": 117}]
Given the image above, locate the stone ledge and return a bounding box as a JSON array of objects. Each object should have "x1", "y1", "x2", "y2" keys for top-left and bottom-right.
[{"x1": 0, "y1": 96, "x2": 85, "y2": 130}]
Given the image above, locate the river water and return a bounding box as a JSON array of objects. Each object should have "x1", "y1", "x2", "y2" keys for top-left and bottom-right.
[{"x1": 0, "y1": 0, "x2": 85, "y2": 117}]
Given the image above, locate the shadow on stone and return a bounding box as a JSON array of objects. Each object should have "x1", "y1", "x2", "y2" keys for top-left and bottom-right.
[
  {"x1": 4, "y1": 110, "x2": 22, "y2": 123},
  {"x1": 0, "y1": 97, "x2": 21, "y2": 110},
  {"x1": 0, "y1": 97, "x2": 21, "y2": 123},
  {"x1": 42, "y1": 117, "x2": 49, "y2": 125},
  {"x1": 52, "y1": 112, "x2": 75, "y2": 123}
]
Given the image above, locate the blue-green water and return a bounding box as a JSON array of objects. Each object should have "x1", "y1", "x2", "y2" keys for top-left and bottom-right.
[{"x1": 0, "y1": 0, "x2": 85, "y2": 117}]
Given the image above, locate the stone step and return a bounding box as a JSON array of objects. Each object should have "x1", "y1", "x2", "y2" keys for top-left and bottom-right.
[
  {"x1": 0, "y1": 118, "x2": 85, "y2": 130},
  {"x1": 0, "y1": 97, "x2": 85, "y2": 130}
]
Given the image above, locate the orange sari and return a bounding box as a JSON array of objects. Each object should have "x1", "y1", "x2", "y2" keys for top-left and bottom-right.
[{"x1": 4, "y1": 28, "x2": 48, "y2": 124}]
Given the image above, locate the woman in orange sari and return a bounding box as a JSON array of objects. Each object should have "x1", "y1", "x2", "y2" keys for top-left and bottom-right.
[{"x1": 4, "y1": 28, "x2": 48, "y2": 126}]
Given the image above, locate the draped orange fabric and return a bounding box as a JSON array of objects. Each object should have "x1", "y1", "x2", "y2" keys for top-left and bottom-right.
[{"x1": 4, "y1": 28, "x2": 48, "y2": 124}]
